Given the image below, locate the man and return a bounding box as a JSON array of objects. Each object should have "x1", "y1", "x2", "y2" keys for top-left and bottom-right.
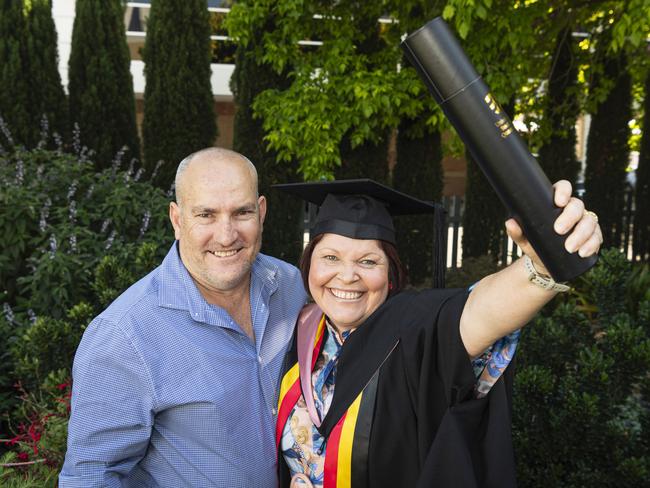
[{"x1": 59, "y1": 148, "x2": 307, "y2": 487}]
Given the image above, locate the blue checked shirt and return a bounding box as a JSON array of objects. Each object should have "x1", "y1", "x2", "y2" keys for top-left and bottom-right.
[{"x1": 59, "y1": 242, "x2": 306, "y2": 488}]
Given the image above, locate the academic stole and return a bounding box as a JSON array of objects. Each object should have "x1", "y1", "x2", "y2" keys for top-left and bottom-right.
[{"x1": 276, "y1": 314, "x2": 379, "y2": 488}]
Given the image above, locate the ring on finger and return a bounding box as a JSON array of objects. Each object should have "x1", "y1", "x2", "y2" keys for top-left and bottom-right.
[{"x1": 583, "y1": 210, "x2": 598, "y2": 223}]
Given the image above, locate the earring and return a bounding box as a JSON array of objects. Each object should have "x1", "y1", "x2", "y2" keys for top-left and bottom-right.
[{"x1": 388, "y1": 281, "x2": 394, "y2": 291}]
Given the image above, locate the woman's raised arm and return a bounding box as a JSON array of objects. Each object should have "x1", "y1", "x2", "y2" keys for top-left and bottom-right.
[{"x1": 459, "y1": 180, "x2": 603, "y2": 358}]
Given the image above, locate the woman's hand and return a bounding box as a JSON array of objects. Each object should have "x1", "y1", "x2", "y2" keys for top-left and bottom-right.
[{"x1": 504, "y1": 180, "x2": 603, "y2": 275}]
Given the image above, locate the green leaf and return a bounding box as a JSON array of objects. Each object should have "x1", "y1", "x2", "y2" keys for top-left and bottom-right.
[{"x1": 442, "y1": 5, "x2": 456, "y2": 20}]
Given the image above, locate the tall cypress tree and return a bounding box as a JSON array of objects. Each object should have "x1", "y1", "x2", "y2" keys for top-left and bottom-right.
[
  {"x1": 25, "y1": 0, "x2": 68, "y2": 144},
  {"x1": 633, "y1": 72, "x2": 650, "y2": 262},
  {"x1": 231, "y1": 24, "x2": 302, "y2": 265},
  {"x1": 462, "y1": 100, "x2": 515, "y2": 261},
  {"x1": 585, "y1": 50, "x2": 632, "y2": 249},
  {"x1": 393, "y1": 118, "x2": 443, "y2": 286},
  {"x1": 68, "y1": 0, "x2": 139, "y2": 166},
  {"x1": 335, "y1": 135, "x2": 389, "y2": 184},
  {"x1": 537, "y1": 27, "x2": 580, "y2": 185},
  {"x1": 142, "y1": 0, "x2": 216, "y2": 189},
  {"x1": 0, "y1": 0, "x2": 31, "y2": 147},
  {"x1": 335, "y1": 14, "x2": 389, "y2": 185}
]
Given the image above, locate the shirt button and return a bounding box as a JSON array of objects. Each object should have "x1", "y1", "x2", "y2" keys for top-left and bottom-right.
[
  {"x1": 257, "y1": 355, "x2": 263, "y2": 363},
  {"x1": 272, "y1": 407, "x2": 277, "y2": 415}
]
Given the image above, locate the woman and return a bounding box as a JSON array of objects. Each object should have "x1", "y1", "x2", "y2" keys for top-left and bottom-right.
[{"x1": 275, "y1": 179, "x2": 602, "y2": 488}]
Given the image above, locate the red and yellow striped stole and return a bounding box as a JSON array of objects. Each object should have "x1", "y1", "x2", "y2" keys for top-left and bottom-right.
[
  {"x1": 322, "y1": 390, "x2": 364, "y2": 488},
  {"x1": 277, "y1": 313, "x2": 378, "y2": 488},
  {"x1": 276, "y1": 314, "x2": 326, "y2": 448}
]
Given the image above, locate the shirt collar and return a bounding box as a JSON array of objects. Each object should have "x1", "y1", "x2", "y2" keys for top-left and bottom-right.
[
  {"x1": 325, "y1": 320, "x2": 352, "y2": 348},
  {"x1": 157, "y1": 242, "x2": 279, "y2": 325}
]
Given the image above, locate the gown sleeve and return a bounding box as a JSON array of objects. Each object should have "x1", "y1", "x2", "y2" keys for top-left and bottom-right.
[{"x1": 397, "y1": 289, "x2": 518, "y2": 488}]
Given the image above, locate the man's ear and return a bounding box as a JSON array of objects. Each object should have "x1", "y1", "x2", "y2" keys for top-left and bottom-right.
[
  {"x1": 258, "y1": 195, "x2": 267, "y2": 226},
  {"x1": 169, "y1": 202, "x2": 182, "y2": 240}
]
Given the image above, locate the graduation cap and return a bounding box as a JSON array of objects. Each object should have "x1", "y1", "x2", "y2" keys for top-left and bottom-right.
[{"x1": 274, "y1": 179, "x2": 447, "y2": 288}]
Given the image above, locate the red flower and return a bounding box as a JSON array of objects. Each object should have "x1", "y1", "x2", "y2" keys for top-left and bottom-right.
[
  {"x1": 6, "y1": 434, "x2": 23, "y2": 446},
  {"x1": 17, "y1": 452, "x2": 29, "y2": 461}
]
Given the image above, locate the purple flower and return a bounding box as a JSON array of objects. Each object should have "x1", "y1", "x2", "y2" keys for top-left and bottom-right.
[
  {"x1": 139, "y1": 210, "x2": 151, "y2": 238},
  {"x1": 0, "y1": 115, "x2": 15, "y2": 147},
  {"x1": 67, "y1": 180, "x2": 78, "y2": 200},
  {"x1": 101, "y1": 218, "x2": 112, "y2": 234},
  {"x1": 49, "y1": 235, "x2": 58, "y2": 258},
  {"x1": 3, "y1": 303, "x2": 15, "y2": 324},
  {"x1": 105, "y1": 230, "x2": 117, "y2": 250},
  {"x1": 69, "y1": 234, "x2": 78, "y2": 253},
  {"x1": 39, "y1": 198, "x2": 52, "y2": 233},
  {"x1": 111, "y1": 146, "x2": 128, "y2": 174},
  {"x1": 15, "y1": 159, "x2": 24, "y2": 185},
  {"x1": 69, "y1": 200, "x2": 77, "y2": 223},
  {"x1": 53, "y1": 132, "x2": 63, "y2": 152},
  {"x1": 72, "y1": 123, "x2": 81, "y2": 155},
  {"x1": 37, "y1": 114, "x2": 50, "y2": 149},
  {"x1": 151, "y1": 160, "x2": 164, "y2": 181}
]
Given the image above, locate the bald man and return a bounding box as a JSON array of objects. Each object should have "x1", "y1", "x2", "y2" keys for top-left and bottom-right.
[{"x1": 60, "y1": 149, "x2": 307, "y2": 487}]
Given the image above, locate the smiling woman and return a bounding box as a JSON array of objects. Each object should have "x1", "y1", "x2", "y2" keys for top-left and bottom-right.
[
  {"x1": 275, "y1": 178, "x2": 602, "y2": 488},
  {"x1": 308, "y1": 233, "x2": 389, "y2": 332}
]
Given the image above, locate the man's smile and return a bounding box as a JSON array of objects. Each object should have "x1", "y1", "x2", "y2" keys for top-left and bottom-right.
[{"x1": 208, "y1": 249, "x2": 240, "y2": 258}]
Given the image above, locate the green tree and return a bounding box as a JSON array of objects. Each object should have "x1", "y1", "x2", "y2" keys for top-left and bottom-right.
[
  {"x1": 226, "y1": 0, "x2": 424, "y2": 180},
  {"x1": 585, "y1": 47, "x2": 632, "y2": 249},
  {"x1": 68, "y1": 0, "x2": 139, "y2": 167},
  {"x1": 462, "y1": 152, "x2": 505, "y2": 260},
  {"x1": 393, "y1": 118, "x2": 443, "y2": 285},
  {"x1": 336, "y1": 136, "x2": 389, "y2": 183},
  {"x1": 142, "y1": 0, "x2": 217, "y2": 189},
  {"x1": 25, "y1": 0, "x2": 68, "y2": 144},
  {"x1": 462, "y1": 100, "x2": 515, "y2": 261},
  {"x1": 231, "y1": 20, "x2": 302, "y2": 264},
  {"x1": 634, "y1": 73, "x2": 650, "y2": 262},
  {"x1": 226, "y1": 0, "x2": 648, "y2": 183},
  {"x1": 0, "y1": 0, "x2": 31, "y2": 147},
  {"x1": 537, "y1": 26, "x2": 580, "y2": 185},
  {"x1": 334, "y1": 14, "x2": 390, "y2": 185}
]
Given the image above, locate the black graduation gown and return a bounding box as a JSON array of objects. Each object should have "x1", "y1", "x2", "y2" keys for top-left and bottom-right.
[{"x1": 277, "y1": 288, "x2": 517, "y2": 488}]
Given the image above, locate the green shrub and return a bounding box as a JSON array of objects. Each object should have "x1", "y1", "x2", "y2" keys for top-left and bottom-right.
[
  {"x1": 11, "y1": 303, "x2": 92, "y2": 392},
  {"x1": 444, "y1": 255, "x2": 503, "y2": 289},
  {"x1": 0, "y1": 147, "x2": 172, "y2": 318},
  {"x1": 513, "y1": 249, "x2": 650, "y2": 488}
]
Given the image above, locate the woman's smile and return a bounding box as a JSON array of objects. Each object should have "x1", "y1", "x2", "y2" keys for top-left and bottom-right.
[{"x1": 328, "y1": 288, "x2": 363, "y2": 300}]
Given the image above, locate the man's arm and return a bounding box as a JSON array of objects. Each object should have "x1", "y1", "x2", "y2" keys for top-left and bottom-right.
[{"x1": 59, "y1": 317, "x2": 156, "y2": 488}]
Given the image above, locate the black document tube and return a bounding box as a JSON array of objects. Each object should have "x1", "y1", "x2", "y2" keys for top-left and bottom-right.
[{"x1": 401, "y1": 17, "x2": 597, "y2": 282}]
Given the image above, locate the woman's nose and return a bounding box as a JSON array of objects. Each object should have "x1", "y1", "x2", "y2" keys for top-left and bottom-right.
[{"x1": 337, "y1": 262, "x2": 359, "y2": 283}]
